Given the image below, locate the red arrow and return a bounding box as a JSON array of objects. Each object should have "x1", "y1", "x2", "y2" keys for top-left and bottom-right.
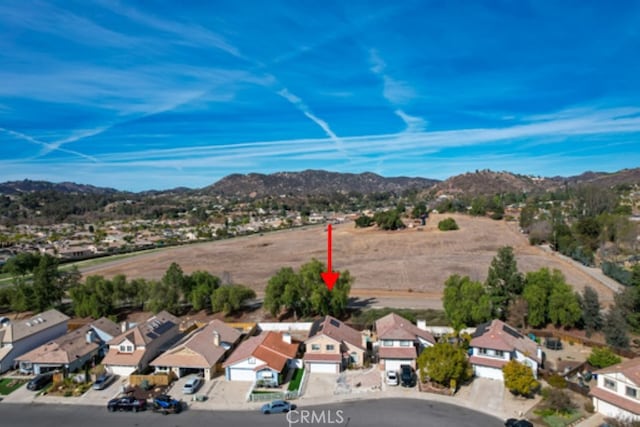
[{"x1": 320, "y1": 223, "x2": 340, "y2": 291}]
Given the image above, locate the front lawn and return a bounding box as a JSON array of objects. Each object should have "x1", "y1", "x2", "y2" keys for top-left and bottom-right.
[
  {"x1": 288, "y1": 369, "x2": 304, "y2": 392},
  {"x1": 0, "y1": 378, "x2": 26, "y2": 395},
  {"x1": 542, "y1": 411, "x2": 583, "y2": 427}
]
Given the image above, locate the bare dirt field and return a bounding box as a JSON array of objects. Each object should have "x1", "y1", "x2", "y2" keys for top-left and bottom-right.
[{"x1": 80, "y1": 213, "x2": 619, "y2": 309}]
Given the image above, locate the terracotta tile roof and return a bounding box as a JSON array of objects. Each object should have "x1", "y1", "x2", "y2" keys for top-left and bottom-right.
[
  {"x1": 591, "y1": 386, "x2": 640, "y2": 415},
  {"x1": 101, "y1": 348, "x2": 145, "y2": 367},
  {"x1": 469, "y1": 355, "x2": 508, "y2": 369},
  {"x1": 223, "y1": 331, "x2": 299, "y2": 373},
  {"x1": 378, "y1": 346, "x2": 417, "y2": 360},
  {"x1": 0, "y1": 309, "x2": 69, "y2": 343},
  {"x1": 307, "y1": 316, "x2": 364, "y2": 350},
  {"x1": 15, "y1": 324, "x2": 99, "y2": 365},
  {"x1": 303, "y1": 353, "x2": 342, "y2": 362},
  {"x1": 150, "y1": 320, "x2": 242, "y2": 369},
  {"x1": 595, "y1": 358, "x2": 640, "y2": 387},
  {"x1": 470, "y1": 319, "x2": 540, "y2": 363},
  {"x1": 375, "y1": 313, "x2": 435, "y2": 344}
]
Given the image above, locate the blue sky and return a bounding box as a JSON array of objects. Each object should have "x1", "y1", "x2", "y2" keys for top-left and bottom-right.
[{"x1": 1, "y1": 1, "x2": 640, "y2": 191}]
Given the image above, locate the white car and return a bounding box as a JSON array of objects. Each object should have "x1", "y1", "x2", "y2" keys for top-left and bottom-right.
[
  {"x1": 182, "y1": 377, "x2": 202, "y2": 394},
  {"x1": 386, "y1": 370, "x2": 399, "y2": 386}
]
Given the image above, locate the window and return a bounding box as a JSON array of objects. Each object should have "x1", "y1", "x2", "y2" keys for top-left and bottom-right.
[
  {"x1": 382, "y1": 340, "x2": 393, "y2": 347},
  {"x1": 604, "y1": 378, "x2": 616, "y2": 390},
  {"x1": 495, "y1": 350, "x2": 504, "y2": 358},
  {"x1": 400, "y1": 341, "x2": 411, "y2": 347},
  {"x1": 119, "y1": 344, "x2": 133, "y2": 353},
  {"x1": 326, "y1": 344, "x2": 335, "y2": 351},
  {"x1": 248, "y1": 357, "x2": 256, "y2": 365},
  {"x1": 626, "y1": 386, "x2": 637, "y2": 399},
  {"x1": 479, "y1": 348, "x2": 488, "y2": 355},
  {"x1": 350, "y1": 352, "x2": 358, "y2": 363},
  {"x1": 311, "y1": 344, "x2": 320, "y2": 351}
]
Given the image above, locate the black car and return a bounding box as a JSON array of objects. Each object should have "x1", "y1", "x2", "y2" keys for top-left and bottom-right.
[
  {"x1": 545, "y1": 338, "x2": 563, "y2": 350},
  {"x1": 505, "y1": 419, "x2": 534, "y2": 427},
  {"x1": 26, "y1": 373, "x2": 53, "y2": 391},
  {"x1": 107, "y1": 396, "x2": 147, "y2": 412},
  {"x1": 400, "y1": 364, "x2": 417, "y2": 387}
]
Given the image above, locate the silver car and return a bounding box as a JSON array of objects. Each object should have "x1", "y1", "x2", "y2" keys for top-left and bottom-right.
[
  {"x1": 182, "y1": 377, "x2": 202, "y2": 394},
  {"x1": 385, "y1": 370, "x2": 399, "y2": 386}
]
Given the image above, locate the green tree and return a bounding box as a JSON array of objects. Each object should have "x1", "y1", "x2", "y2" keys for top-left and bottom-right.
[
  {"x1": 522, "y1": 268, "x2": 564, "y2": 328},
  {"x1": 547, "y1": 283, "x2": 582, "y2": 328},
  {"x1": 502, "y1": 360, "x2": 539, "y2": 397},
  {"x1": 469, "y1": 197, "x2": 487, "y2": 216},
  {"x1": 632, "y1": 264, "x2": 640, "y2": 287},
  {"x1": 188, "y1": 271, "x2": 220, "y2": 311},
  {"x1": 438, "y1": 218, "x2": 459, "y2": 231},
  {"x1": 603, "y1": 308, "x2": 630, "y2": 349},
  {"x1": 613, "y1": 287, "x2": 640, "y2": 332},
  {"x1": 354, "y1": 214, "x2": 374, "y2": 228},
  {"x1": 443, "y1": 275, "x2": 491, "y2": 329},
  {"x1": 31, "y1": 254, "x2": 63, "y2": 312},
  {"x1": 581, "y1": 286, "x2": 603, "y2": 337},
  {"x1": 416, "y1": 342, "x2": 471, "y2": 386},
  {"x1": 264, "y1": 267, "x2": 299, "y2": 317},
  {"x1": 163, "y1": 262, "x2": 189, "y2": 301},
  {"x1": 587, "y1": 347, "x2": 621, "y2": 369},
  {"x1": 411, "y1": 202, "x2": 427, "y2": 219},
  {"x1": 373, "y1": 210, "x2": 405, "y2": 230},
  {"x1": 145, "y1": 279, "x2": 181, "y2": 314},
  {"x1": 485, "y1": 246, "x2": 524, "y2": 319},
  {"x1": 211, "y1": 285, "x2": 256, "y2": 315}
]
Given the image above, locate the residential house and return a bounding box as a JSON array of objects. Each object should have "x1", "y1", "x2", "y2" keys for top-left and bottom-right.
[
  {"x1": 374, "y1": 313, "x2": 436, "y2": 372},
  {"x1": 303, "y1": 315, "x2": 366, "y2": 374},
  {"x1": 223, "y1": 331, "x2": 299, "y2": 386},
  {"x1": 15, "y1": 317, "x2": 119, "y2": 375},
  {"x1": 0, "y1": 309, "x2": 70, "y2": 373},
  {"x1": 150, "y1": 319, "x2": 242, "y2": 380},
  {"x1": 102, "y1": 311, "x2": 180, "y2": 377},
  {"x1": 591, "y1": 358, "x2": 640, "y2": 421},
  {"x1": 469, "y1": 319, "x2": 542, "y2": 381}
]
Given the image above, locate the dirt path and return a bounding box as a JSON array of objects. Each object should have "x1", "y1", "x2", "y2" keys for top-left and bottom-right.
[{"x1": 79, "y1": 214, "x2": 619, "y2": 307}]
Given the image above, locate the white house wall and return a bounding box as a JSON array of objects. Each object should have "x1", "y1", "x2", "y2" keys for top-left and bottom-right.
[
  {"x1": 594, "y1": 398, "x2": 640, "y2": 422},
  {"x1": 0, "y1": 322, "x2": 68, "y2": 373}
]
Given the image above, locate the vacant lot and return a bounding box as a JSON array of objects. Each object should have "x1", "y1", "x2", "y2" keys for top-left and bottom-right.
[{"x1": 80, "y1": 214, "x2": 618, "y2": 308}]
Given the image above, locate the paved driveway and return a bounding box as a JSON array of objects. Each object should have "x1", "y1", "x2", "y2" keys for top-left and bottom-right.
[
  {"x1": 190, "y1": 378, "x2": 254, "y2": 410},
  {"x1": 1, "y1": 380, "x2": 35, "y2": 404},
  {"x1": 300, "y1": 372, "x2": 338, "y2": 400}
]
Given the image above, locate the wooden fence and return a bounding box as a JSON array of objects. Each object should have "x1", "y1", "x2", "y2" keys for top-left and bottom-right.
[{"x1": 129, "y1": 373, "x2": 173, "y2": 387}]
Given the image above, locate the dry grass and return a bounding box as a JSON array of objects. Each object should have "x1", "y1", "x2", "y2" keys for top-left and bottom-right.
[{"x1": 80, "y1": 213, "x2": 617, "y2": 308}]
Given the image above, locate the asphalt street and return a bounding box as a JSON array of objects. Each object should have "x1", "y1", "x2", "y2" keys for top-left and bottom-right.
[{"x1": 0, "y1": 398, "x2": 503, "y2": 427}]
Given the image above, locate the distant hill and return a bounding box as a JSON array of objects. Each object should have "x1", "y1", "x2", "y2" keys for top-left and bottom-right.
[
  {"x1": 205, "y1": 170, "x2": 440, "y2": 197},
  {"x1": 0, "y1": 179, "x2": 122, "y2": 196},
  {"x1": 428, "y1": 168, "x2": 640, "y2": 196}
]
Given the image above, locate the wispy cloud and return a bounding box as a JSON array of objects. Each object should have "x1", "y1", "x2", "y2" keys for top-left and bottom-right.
[
  {"x1": 277, "y1": 88, "x2": 348, "y2": 156},
  {"x1": 0, "y1": 127, "x2": 98, "y2": 162}
]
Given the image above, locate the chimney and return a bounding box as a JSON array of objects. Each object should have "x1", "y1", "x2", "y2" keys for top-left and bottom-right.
[
  {"x1": 282, "y1": 332, "x2": 292, "y2": 344},
  {"x1": 361, "y1": 330, "x2": 369, "y2": 349},
  {"x1": 213, "y1": 330, "x2": 220, "y2": 347},
  {"x1": 416, "y1": 320, "x2": 427, "y2": 330},
  {"x1": 121, "y1": 321, "x2": 128, "y2": 333}
]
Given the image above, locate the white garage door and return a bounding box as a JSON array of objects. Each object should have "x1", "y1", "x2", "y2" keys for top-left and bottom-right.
[
  {"x1": 308, "y1": 362, "x2": 338, "y2": 374},
  {"x1": 107, "y1": 365, "x2": 136, "y2": 377},
  {"x1": 473, "y1": 365, "x2": 504, "y2": 381},
  {"x1": 384, "y1": 359, "x2": 413, "y2": 373},
  {"x1": 228, "y1": 368, "x2": 255, "y2": 382}
]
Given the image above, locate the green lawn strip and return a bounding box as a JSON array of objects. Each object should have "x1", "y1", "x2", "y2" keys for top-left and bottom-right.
[
  {"x1": 287, "y1": 369, "x2": 304, "y2": 391},
  {"x1": 543, "y1": 411, "x2": 583, "y2": 427},
  {"x1": 0, "y1": 378, "x2": 27, "y2": 395}
]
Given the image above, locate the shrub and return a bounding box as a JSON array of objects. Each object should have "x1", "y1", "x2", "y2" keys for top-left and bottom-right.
[
  {"x1": 542, "y1": 388, "x2": 576, "y2": 415},
  {"x1": 584, "y1": 401, "x2": 595, "y2": 413},
  {"x1": 547, "y1": 374, "x2": 567, "y2": 389},
  {"x1": 438, "y1": 218, "x2": 459, "y2": 231},
  {"x1": 588, "y1": 347, "x2": 622, "y2": 369},
  {"x1": 503, "y1": 360, "x2": 539, "y2": 397}
]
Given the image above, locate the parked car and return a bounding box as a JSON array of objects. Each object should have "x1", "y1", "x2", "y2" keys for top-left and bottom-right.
[
  {"x1": 182, "y1": 377, "x2": 202, "y2": 394},
  {"x1": 545, "y1": 338, "x2": 563, "y2": 350},
  {"x1": 400, "y1": 364, "x2": 417, "y2": 387},
  {"x1": 505, "y1": 419, "x2": 534, "y2": 427},
  {"x1": 385, "y1": 370, "x2": 399, "y2": 386},
  {"x1": 93, "y1": 373, "x2": 114, "y2": 390},
  {"x1": 107, "y1": 396, "x2": 147, "y2": 412},
  {"x1": 261, "y1": 400, "x2": 296, "y2": 414},
  {"x1": 152, "y1": 394, "x2": 182, "y2": 415},
  {"x1": 26, "y1": 372, "x2": 53, "y2": 391}
]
